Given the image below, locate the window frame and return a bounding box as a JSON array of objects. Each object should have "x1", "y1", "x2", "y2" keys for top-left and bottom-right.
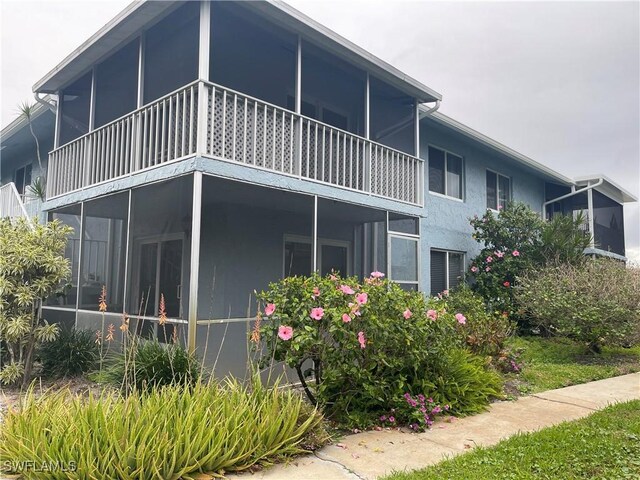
[
  {"x1": 387, "y1": 233, "x2": 420, "y2": 289},
  {"x1": 427, "y1": 144, "x2": 464, "y2": 201},
  {"x1": 430, "y1": 248, "x2": 465, "y2": 296},
  {"x1": 486, "y1": 169, "x2": 512, "y2": 211},
  {"x1": 14, "y1": 163, "x2": 33, "y2": 195},
  {"x1": 282, "y1": 234, "x2": 352, "y2": 278}
]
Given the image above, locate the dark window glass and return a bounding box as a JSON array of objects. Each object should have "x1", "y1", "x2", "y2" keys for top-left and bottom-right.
[
  {"x1": 388, "y1": 213, "x2": 419, "y2": 235},
  {"x1": 430, "y1": 250, "x2": 447, "y2": 296},
  {"x1": 498, "y1": 174, "x2": 511, "y2": 210},
  {"x1": 284, "y1": 241, "x2": 312, "y2": 277},
  {"x1": 321, "y1": 244, "x2": 348, "y2": 276},
  {"x1": 447, "y1": 153, "x2": 463, "y2": 199},
  {"x1": 486, "y1": 171, "x2": 497, "y2": 210},
  {"x1": 94, "y1": 39, "x2": 139, "y2": 127},
  {"x1": 144, "y1": 2, "x2": 199, "y2": 104},
  {"x1": 46, "y1": 205, "x2": 82, "y2": 308},
  {"x1": 14, "y1": 164, "x2": 32, "y2": 195},
  {"x1": 428, "y1": 146, "x2": 445, "y2": 194},
  {"x1": 448, "y1": 252, "x2": 464, "y2": 290},
  {"x1": 59, "y1": 72, "x2": 92, "y2": 145},
  {"x1": 322, "y1": 108, "x2": 348, "y2": 131}
]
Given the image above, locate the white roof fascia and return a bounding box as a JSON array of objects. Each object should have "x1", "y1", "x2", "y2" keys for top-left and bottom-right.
[
  {"x1": 32, "y1": 1, "x2": 176, "y2": 93},
  {"x1": 574, "y1": 175, "x2": 637, "y2": 203},
  {"x1": 33, "y1": 1, "x2": 442, "y2": 103},
  {"x1": 258, "y1": 1, "x2": 442, "y2": 103},
  {"x1": 423, "y1": 109, "x2": 574, "y2": 185}
]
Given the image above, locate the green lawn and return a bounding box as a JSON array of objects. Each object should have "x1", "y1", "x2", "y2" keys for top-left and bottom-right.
[
  {"x1": 384, "y1": 400, "x2": 640, "y2": 480},
  {"x1": 504, "y1": 336, "x2": 640, "y2": 396}
]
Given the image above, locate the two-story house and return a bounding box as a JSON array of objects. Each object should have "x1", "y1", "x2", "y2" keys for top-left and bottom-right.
[{"x1": 0, "y1": 0, "x2": 635, "y2": 377}]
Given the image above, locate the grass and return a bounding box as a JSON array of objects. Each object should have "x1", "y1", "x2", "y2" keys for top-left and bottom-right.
[
  {"x1": 504, "y1": 336, "x2": 640, "y2": 396},
  {"x1": 384, "y1": 400, "x2": 640, "y2": 480}
]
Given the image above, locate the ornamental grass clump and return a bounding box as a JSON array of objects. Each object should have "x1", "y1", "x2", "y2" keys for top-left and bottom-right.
[
  {"x1": 253, "y1": 272, "x2": 502, "y2": 428},
  {"x1": 0, "y1": 378, "x2": 326, "y2": 479}
]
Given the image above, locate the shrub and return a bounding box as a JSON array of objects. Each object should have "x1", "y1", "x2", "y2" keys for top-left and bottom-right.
[
  {"x1": 0, "y1": 219, "x2": 72, "y2": 386},
  {"x1": 467, "y1": 204, "x2": 591, "y2": 321},
  {"x1": 0, "y1": 378, "x2": 327, "y2": 479},
  {"x1": 425, "y1": 348, "x2": 504, "y2": 415},
  {"x1": 441, "y1": 286, "x2": 514, "y2": 357},
  {"x1": 105, "y1": 338, "x2": 200, "y2": 391},
  {"x1": 516, "y1": 259, "x2": 640, "y2": 352},
  {"x1": 39, "y1": 327, "x2": 99, "y2": 378},
  {"x1": 253, "y1": 272, "x2": 501, "y2": 427}
]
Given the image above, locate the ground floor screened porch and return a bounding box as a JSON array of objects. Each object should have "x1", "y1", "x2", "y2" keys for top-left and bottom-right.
[{"x1": 42, "y1": 173, "x2": 420, "y2": 377}]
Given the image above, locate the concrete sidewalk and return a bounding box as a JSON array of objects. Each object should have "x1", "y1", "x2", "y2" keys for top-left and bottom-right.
[{"x1": 234, "y1": 373, "x2": 640, "y2": 480}]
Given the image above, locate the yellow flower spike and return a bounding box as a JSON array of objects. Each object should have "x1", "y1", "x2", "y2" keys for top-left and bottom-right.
[
  {"x1": 158, "y1": 294, "x2": 167, "y2": 326},
  {"x1": 98, "y1": 285, "x2": 108, "y2": 312}
]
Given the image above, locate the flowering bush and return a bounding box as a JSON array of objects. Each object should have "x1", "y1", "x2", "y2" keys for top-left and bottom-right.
[
  {"x1": 439, "y1": 286, "x2": 515, "y2": 358},
  {"x1": 253, "y1": 272, "x2": 502, "y2": 426},
  {"x1": 516, "y1": 259, "x2": 640, "y2": 353},
  {"x1": 467, "y1": 203, "x2": 542, "y2": 316},
  {"x1": 467, "y1": 203, "x2": 591, "y2": 323}
]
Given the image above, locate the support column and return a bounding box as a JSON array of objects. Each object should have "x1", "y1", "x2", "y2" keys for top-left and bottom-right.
[
  {"x1": 587, "y1": 187, "x2": 595, "y2": 248},
  {"x1": 365, "y1": 73, "x2": 371, "y2": 193},
  {"x1": 188, "y1": 172, "x2": 203, "y2": 353},
  {"x1": 122, "y1": 190, "x2": 133, "y2": 315},
  {"x1": 312, "y1": 195, "x2": 318, "y2": 273},
  {"x1": 295, "y1": 35, "x2": 303, "y2": 176},
  {"x1": 137, "y1": 34, "x2": 145, "y2": 108},
  {"x1": 198, "y1": 0, "x2": 211, "y2": 81},
  {"x1": 54, "y1": 91, "x2": 61, "y2": 149},
  {"x1": 74, "y1": 202, "x2": 85, "y2": 329},
  {"x1": 88, "y1": 67, "x2": 96, "y2": 132}
]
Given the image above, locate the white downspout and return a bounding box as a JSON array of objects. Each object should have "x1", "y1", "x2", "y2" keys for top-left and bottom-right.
[{"x1": 33, "y1": 92, "x2": 57, "y2": 113}]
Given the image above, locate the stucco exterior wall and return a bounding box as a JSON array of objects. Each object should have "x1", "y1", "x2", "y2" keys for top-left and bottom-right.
[{"x1": 419, "y1": 119, "x2": 546, "y2": 294}]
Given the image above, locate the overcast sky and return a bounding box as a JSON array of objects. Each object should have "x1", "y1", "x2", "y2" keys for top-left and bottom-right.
[{"x1": 1, "y1": 0, "x2": 638, "y2": 260}]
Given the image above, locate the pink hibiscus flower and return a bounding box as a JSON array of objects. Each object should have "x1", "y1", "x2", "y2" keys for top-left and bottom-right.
[
  {"x1": 503, "y1": 281, "x2": 511, "y2": 288},
  {"x1": 403, "y1": 309, "x2": 412, "y2": 319},
  {"x1": 486, "y1": 256, "x2": 493, "y2": 263},
  {"x1": 485, "y1": 266, "x2": 491, "y2": 272},
  {"x1": 471, "y1": 266, "x2": 478, "y2": 273},
  {"x1": 358, "y1": 331, "x2": 366, "y2": 349},
  {"x1": 278, "y1": 325, "x2": 293, "y2": 341},
  {"x1": 310, "y1": 307, "x2": 325, "y2": 320},
  {"x1": 455, "y1": 313, "x2": 467, "y2": 325},
  {"x1": 370, "y1": 271, "x2": 385, "y2": 278},
  {"x1": 427, "y1": 309, "x2": 438, "y2": 321},
  {"x1": 339, "y1": 285, "x2": 355, "y2": 295},
  {"x1": 312, "y1": 287, "x2": 320, "y2": 298},
  {"x1": 342, "y1": 313, "x2": 352, "y2": 323},
  {"x1": 355, "y1": 292, "x2": 368, "y2": 305},
  {"x1": 512, "y1": 250, "x2": 520, "y2": 257},
  {"x1": 264, "y1": 303, "x2": 276, "y2": 316},
  {"x1": 495, "y1": 251, "x2": 505, "y2": 258}
]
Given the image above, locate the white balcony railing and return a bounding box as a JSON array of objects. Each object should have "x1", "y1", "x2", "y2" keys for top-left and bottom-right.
[
  {"x1": 0, "y1": 182, "x2": 31, "y2": 224},
  {"x1": 47, "y1": 80, "x2": 424, "y2": 205}
]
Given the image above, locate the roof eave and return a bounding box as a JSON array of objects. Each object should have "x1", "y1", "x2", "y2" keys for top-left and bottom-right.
[{"x1": 423, "y1": 110, "x2": 574, "y2": 185}]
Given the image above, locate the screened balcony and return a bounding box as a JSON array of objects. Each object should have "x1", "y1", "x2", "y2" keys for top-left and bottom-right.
[{"x1": 46, "y1": 1, "x2": 426, "y2": 206}]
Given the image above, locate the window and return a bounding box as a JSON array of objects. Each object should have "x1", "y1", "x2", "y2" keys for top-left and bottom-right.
[
  {"x1": 14, "y1": 164, "x2": 32, "y2": 195},
  {"x1": 430, "y1": 250, "x2": 464, "y2": 296},
  {"x1": 283, "y1": 236, "x2": 351, "y2": 278},
  {"x1": 486, "y1": 170, "x2": 511, "y2": 210},
  {"x1": 428, "y1": 146, "x2": 463, "y2": 199},
  {"x1": 388, "y1": 235, "x2": 419, "y2": 291}
]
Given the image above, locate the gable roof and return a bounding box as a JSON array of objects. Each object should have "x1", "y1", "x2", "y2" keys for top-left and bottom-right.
[{"x1": 32, "y1": 0, "x2": 442, "y2": 104}]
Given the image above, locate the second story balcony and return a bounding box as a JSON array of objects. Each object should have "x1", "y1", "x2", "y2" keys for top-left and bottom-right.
[
  {"x1": 42, "y1": 1, "x2": 440, "y2": 207},
  {"x1": 47, "y1": 80, "x2": 424, "y2": 205}
]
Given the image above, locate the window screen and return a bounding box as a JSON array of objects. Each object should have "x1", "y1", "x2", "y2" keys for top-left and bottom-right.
[{"x1": 486, "y1": 171, "x2": 497, "y2": 210}]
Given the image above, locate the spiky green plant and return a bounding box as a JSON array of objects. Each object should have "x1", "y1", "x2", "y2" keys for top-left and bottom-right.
[{"x1": 0, "y1": 378, "x2": 328, "y2": 479}]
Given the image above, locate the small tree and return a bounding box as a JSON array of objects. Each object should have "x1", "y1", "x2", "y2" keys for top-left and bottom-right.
[{"x1": 0, "y1": 219, "x2": 72, "y2": 386}]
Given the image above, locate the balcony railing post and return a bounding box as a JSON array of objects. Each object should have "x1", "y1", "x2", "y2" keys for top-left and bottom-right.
[
  {"x1": 296, "y1": 118, "x2": 303, "y2": 177},
  {"x1": 366, "y1": 142, "x2": 372, "y2": 194},
  {"x1": 196, "y1": 81, "x2": 209, "y2": 156},
  {"x1": 83, "y1": 136, "x2": 91, "y2": 189}
]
